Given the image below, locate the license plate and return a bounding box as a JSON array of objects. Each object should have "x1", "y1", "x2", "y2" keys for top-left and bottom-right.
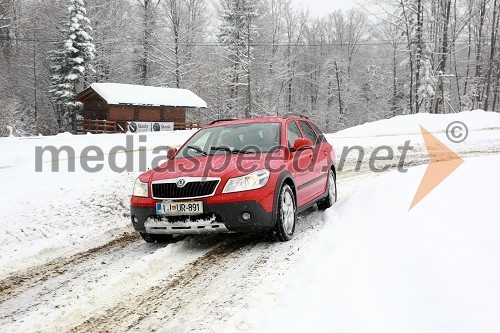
[{"x1": 156, "y1": 201, "x2": 204, "y2": 216}]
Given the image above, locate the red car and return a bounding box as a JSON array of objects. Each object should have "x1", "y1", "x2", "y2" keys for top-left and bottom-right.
[{"x1": 130, "y1": 115, "x2": 337, "y2": 242}]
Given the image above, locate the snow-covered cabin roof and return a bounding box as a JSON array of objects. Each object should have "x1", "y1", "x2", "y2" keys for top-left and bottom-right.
[{"x1": 79, "y1": 83, "x2": 207, "y2": 108}]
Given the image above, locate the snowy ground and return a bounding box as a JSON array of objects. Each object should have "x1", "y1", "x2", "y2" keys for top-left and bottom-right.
[
  {"x1": 1, "y1": 110, "x2": 499, "y2": 332},
  {"x1": 255, "y1": 154, "x2": 500, "y2": 333},
  {"x1": 0, "y1": 130, "x2": 195, "y2": 274}
]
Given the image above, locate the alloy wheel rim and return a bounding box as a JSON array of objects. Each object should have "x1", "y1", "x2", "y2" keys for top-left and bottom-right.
[
  {"x1": 282, "y1": 191, "x2": 295, "y2": 235},
  {"x1": 329, "y1": 173, "x2": 336, "y2": 203}
]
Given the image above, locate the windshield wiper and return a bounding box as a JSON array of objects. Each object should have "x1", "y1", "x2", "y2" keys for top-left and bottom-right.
[
  {"x1": 233, "y1": 148, "x2": 255, "y2": 154},
  {"x1": 210, "y1": 146, "x2": 232, "y2": 153},
  {"x1": 186, "y1": 145, "x2": 208, "y2": 156},
  {"x1": 210, "y1": 146, "x2": 253, "y2": 154}
]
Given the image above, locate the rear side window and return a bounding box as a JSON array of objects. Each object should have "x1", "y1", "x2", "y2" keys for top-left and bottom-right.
[
  {"x1": 309, "y1": 122, "x2": 327, "y2": 142},
  {"x1": 298, "y1": 121, "x2": 319, "y2": 145},
  {"x1": 287, "y1": 121, "x2": 303, "y2": 147}
]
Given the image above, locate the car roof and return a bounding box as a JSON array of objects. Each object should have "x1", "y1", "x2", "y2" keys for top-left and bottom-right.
[{"x1": 205, "y1": 115, "x2": 309, "y2": 128}]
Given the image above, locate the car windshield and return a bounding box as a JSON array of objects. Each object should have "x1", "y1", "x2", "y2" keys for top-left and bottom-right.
[{"x1": 177, "y1": 122, "x2": 281, "y2": 158}]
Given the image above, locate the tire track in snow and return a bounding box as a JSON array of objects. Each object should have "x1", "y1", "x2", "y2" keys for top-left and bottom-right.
[
  {"x1": 68, "y1": 208, "x2": 327, "y2": 333},
  {"x1": 0, "y1": 232, "x2": 140, "y2": 303},
  {"x1": 68, "y1": 235, "x2": 261, "y2": 333}
]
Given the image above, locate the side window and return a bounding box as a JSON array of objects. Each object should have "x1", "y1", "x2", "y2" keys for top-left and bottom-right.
[
  {"x1": 287, "y1": 121, "x2": 303, "y2": 147},
  {"x1": 310, "y1": 122, "x2": 327, "y2": 142},
  {"x1": 298, "y1": 121, "x2": 319, "y2": 145}
]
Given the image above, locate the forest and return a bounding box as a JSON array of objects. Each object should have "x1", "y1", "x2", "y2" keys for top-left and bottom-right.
[{"x1": 0, "y1": 0, "x2": 499, "y2": 136}]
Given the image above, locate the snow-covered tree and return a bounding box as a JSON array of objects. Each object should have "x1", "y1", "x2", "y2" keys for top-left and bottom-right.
[
  {"x1": 418, "y1": 43, "x2": 437, "y2": 112},
  {"x1": 153, "y1": 0, "x2": 208, "y2": 89},
  {"x1": 49, "y1": 0, "x2": 95, "y2": 132},
  {"x1": 86, "y1": 0, "x2": 134, "y2": 84},
  {"x1": 218, "y1": 0, "x2": 258, "y2": 118}
]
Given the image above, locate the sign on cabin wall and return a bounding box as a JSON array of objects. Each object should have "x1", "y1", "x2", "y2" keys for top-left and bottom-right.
[
  {"x1": 152, "y1": 122, "x2": 174, "y2": 131},
  {"x1": 127, "y1": 122, "x2": 151, "y2": 133},
  {"x1": 128, "y1": 122, "x2": 174, "y2": 133}
]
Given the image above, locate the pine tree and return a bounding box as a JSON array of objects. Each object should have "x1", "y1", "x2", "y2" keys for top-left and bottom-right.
[{"x1": 49, "y1": 0, "x2": 95, "y2": 132}]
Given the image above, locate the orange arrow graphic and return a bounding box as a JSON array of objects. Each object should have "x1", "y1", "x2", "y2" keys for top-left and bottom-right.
[{"x1": 409, "y1": 126, "x2": 464, "y2": 210}]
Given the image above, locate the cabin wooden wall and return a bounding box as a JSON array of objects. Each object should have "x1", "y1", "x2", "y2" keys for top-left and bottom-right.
[
  {"x1": 163, "y1": 107, "x2": 186, "y2": 123},
  {"x1": 77, "y1": 89, "x2": 188, "y2": 123},
  {"x1": 108, "y1": 105, "x2": 186, "y2": 123},
  {"x1": 109, "y1": 105, "x2": 134, "y2": 121},
  {"x1": 81, "y1": 94, "x2": 109, "y2": 120}
]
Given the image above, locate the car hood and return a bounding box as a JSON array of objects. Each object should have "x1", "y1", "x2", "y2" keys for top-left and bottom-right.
[{"x1": 148, "y1": 152, "x2": 285, "y2": 182}]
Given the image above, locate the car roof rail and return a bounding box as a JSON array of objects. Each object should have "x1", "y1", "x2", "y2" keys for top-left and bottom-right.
[
  {"x1": 282, "y1": 113, "x2": 309, "y2": 119},
  {"x1": 209, "y1": 118, "x2": 238, "y2": 125}
]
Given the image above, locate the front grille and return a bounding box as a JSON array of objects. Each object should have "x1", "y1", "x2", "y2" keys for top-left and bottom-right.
[{"x1": 152, "y1": 180, "x2": 219, "y2": 199}]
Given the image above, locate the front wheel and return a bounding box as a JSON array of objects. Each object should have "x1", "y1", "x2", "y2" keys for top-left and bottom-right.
[
  {"x1": 317, "y1": 169, "x2": 337, "y2": 210},
  {"x1": 272, "y1": 184, "x2": 296, "y2": 242}
]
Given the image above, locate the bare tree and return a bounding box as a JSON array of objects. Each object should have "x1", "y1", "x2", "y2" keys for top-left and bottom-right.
[
  {"x1": 484, "y1": 0, "x2": 499, "y2": 110},
  {"x1": 282, "y1": 4, "x2": 307, "y2": 114},
  {"x1": 135, "y1": 0, "x2": 161, "y2": 85},
  {"x1": 432, "y1": 0, "x2": 452, "y2": 114},
  {"x1": 218, "y1": 0, "x2": 258, "y2": 118},
  {"x1": 472, "y1": 0, "x2": 487, "y2": 108}
]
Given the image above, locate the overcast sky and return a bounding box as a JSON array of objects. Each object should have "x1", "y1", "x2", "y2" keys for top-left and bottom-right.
[{"x1": 292, "y1": 0, "x2": 360, "y2": 17}]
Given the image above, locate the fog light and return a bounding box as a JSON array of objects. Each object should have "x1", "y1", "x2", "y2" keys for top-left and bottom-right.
[
  {"x1": 242, "y1": 212, "x2": 251, "y2": 221},
  {"x1": 133, "y1": 216, "x2": 139, "y2": 224}
]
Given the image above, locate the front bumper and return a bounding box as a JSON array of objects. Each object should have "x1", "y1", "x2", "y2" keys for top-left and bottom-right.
[{"x1": 130, "y1": 200, "x2": 275, "y2": 235}]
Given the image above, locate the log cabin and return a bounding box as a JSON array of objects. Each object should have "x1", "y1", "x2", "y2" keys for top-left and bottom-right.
[{"x1": 75, "y1": 83, "x2": 207, "y2": 133}]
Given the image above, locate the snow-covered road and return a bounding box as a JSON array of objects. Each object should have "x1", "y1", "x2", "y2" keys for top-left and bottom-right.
[
  {"x1": 0, "y1": 200, "x2": 327, "y2": 333},
  {"x1": 1, "y1": 110, "x2": 500, "y2": 332},
  {"x1": 0, "y1": 154, "x2": 375, "y2": 333},
  {"x1": 0, "y1": 154, "x2": 478, "y2": 332}
]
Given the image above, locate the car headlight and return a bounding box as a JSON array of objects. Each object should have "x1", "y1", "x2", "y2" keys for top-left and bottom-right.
[
  {"x1": 132, "y1": 178, "x2": 149, "y2": 197},
  {"x1": 222, "y1": 169, "x2": 270, "y2": 194}
]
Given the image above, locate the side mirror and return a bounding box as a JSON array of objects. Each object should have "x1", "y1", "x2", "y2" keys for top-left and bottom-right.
[
  {"x1": 167, "y1": 147, "x2": 178, "y2": 159},
  {"x1": 292, "y1": 138, "x2": 314, "y2": 151}
]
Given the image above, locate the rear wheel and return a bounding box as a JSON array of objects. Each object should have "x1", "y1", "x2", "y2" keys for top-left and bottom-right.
[
  {"x1": 140, "y1": 232, "x2": 173, "y2": 243},
  {"x1": 317, "y1": 169, "x2": 337, "y2": 210},
  {"x1": 272, "y1": 184, "x2": 296, "y2": 242}
]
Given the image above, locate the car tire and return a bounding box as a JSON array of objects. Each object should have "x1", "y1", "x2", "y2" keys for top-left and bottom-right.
[
  {"x1": 317, "y1": 169, "x2": 337, "y2": 210},
  {"x1": 272, "y1": 184, "x2": 296, "y2": 242},
  {"x1": 140, "y1": 232, "x2": 173, "y2": 243}
]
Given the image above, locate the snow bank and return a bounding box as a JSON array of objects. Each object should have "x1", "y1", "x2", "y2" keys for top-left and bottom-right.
[
  {"x1": 329, "y1": 110, "x2": 500, "y2": 139},
  {"x1": 325, "y1": 110, "x2": 500, "y2": 174},
  {"x1": 0, "y1": 130, "x2": 195, "y2": 275},
  {"x1": 255, "y1": 155, "x2": 500, "y2": 333}
]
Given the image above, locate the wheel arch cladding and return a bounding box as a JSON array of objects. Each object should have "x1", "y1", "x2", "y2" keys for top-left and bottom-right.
[{"x1": 271, "y1": 171, "x2": 296, "y2": 228}]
